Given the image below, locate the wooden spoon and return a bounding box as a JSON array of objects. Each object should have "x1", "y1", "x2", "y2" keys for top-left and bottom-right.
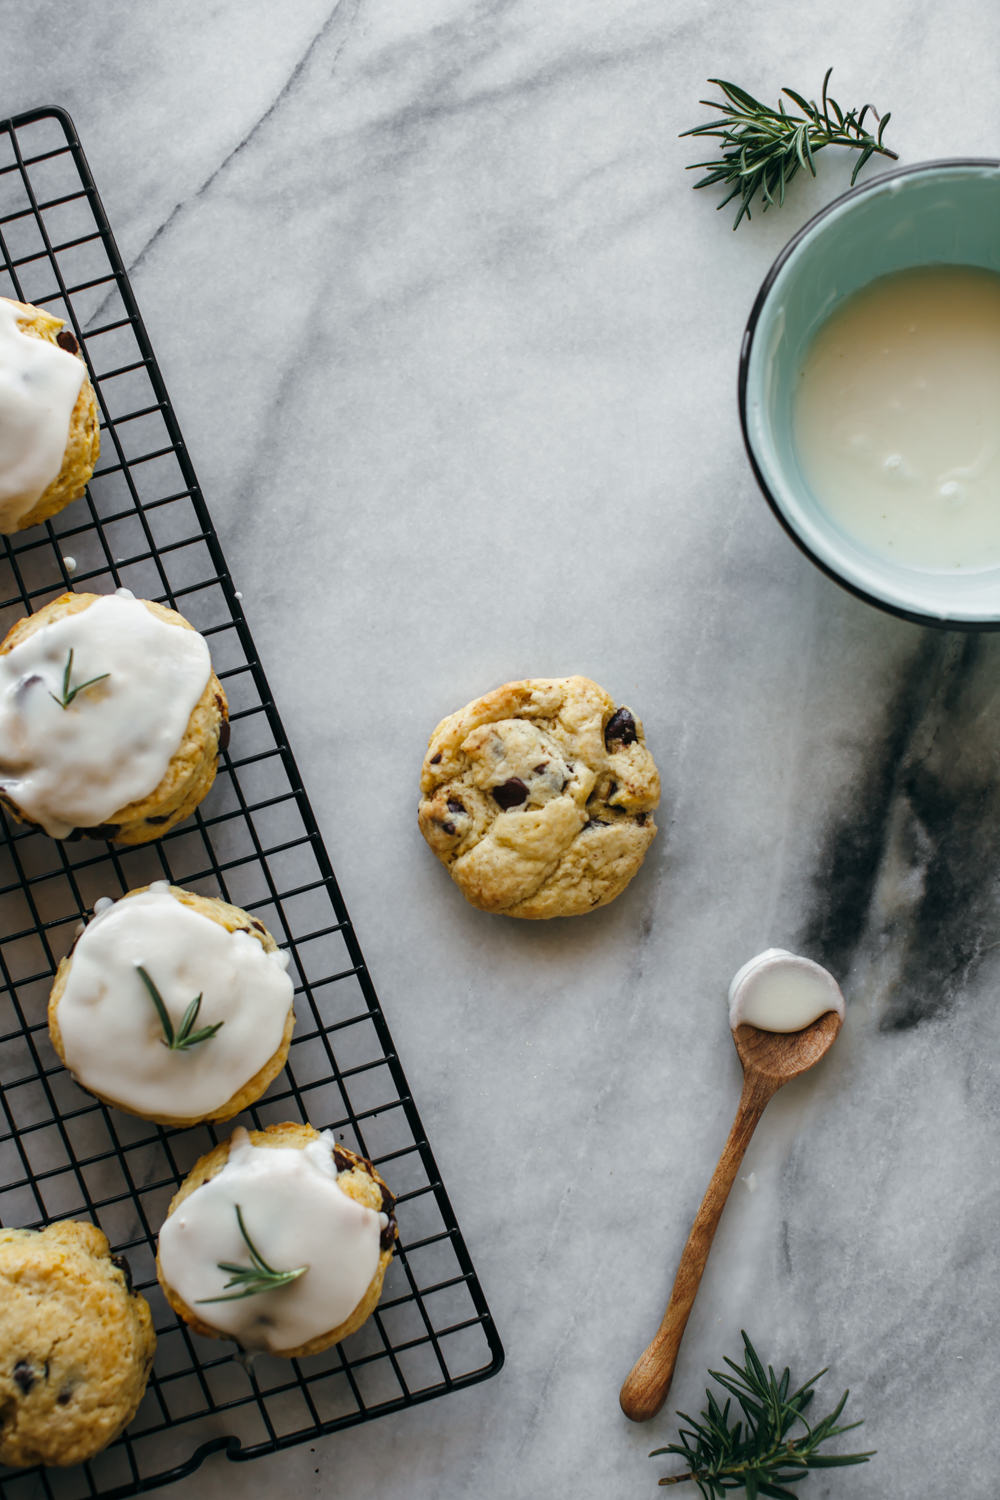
[{"x1": 619, "y1": 1009, "x2": 843, "y2": 1423}]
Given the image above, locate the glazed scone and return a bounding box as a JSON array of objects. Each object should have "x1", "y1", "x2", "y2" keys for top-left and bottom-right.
[
  {"x1": 157, "y1": 1124, "x2": 397, "y2": 1358},
  {"x1": 0, "y1": 1220, "x2": 155, "y2": 1469},
  {"x1": 49, "y1": 883, "x2": 295, "y2": 1128},
  {"x1": 0, "y1": 297, "x2": 100, "y2": 534},
  {"x1": 0, "y1": 590, "x2": 228, "y2": 844},
  {"x1": 418, "y1": 676, "x2": 660, "y2": 918}
]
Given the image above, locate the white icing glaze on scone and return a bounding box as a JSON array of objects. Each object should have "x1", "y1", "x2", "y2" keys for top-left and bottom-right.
[
  {"x1": 157, "y1": 1128, "x2": 387, "y2": 1352},
  {"x1": 0, "y1": 298, "x2": 85, "y2": 532},
  {"x1": 55, "y1": 890, "x2": 293, "y2": 1119},
  {"x1": 0, "y1": 593, "x2": 211, "y2": 838}
]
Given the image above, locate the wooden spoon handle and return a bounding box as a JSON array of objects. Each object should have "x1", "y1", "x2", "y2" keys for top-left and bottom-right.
[{"x1": 619, "y1": 1071, "x2": 779, "y2": 1423}]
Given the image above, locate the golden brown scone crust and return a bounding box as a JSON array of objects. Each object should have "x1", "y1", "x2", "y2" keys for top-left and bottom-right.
[
  {"x1": 418, "y1": 675, "x2": 660, "y2": 918},
  {"x1": 48, "y1": 885, "x2": 294, "y2": 1127},
  {"x1": 0, "y1": 592, "x2": 228, "y2": 844},
  {"x1": 1, "y1": 298, "x2": 100, "y2": 533},
  {"x1": 0, "y1": 1220, "x2": 155, "y2": 1469},
  {"x1": 156, "y1": 1123, "x2": 396, "y2": 1358}
]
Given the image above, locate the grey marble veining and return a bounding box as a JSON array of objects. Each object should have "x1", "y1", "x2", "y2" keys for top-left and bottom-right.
[{"x1": 3, "y1": 1, "x2": 1000, "y2": 1496}]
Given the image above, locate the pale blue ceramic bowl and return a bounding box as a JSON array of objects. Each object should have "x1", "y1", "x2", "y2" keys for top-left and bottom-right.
[{"x1": 739, "y1": 159, "x2": 1000, "y2": 629}]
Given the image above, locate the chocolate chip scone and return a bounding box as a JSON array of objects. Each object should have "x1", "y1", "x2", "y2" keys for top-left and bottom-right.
[
  {"x1": 0, "y1": 297, "x2": 100, "y2": 535},
  {"x1": 0, "y1": 590, "x2": 228, "y2": 845},
  {"x1": 157, "y1": 1124, "x2": 397, "y2": 1358},
  {"x1": 418, "y1": 675, "x2": 660, "y2": 918},
  {"x1": 49, "y1": 883, "x2": 295, "y2": 1129},
  {"x1": 0, "y1": 1220, "x2": 155, "y2": 1469}
]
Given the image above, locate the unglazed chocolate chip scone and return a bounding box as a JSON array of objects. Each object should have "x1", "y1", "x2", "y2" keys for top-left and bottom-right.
[
  {"x1": 418, "y1": 675, "x2": 660, "y2": 918},
  {"x1": 0, "y1": 1221, "x2": 155, "y2": 1469},
  {"x1": 0, "y1": 590, "x2": 228, "y2": 843},
  {"x1": 49, "y1": 883, "x2": 295, "y2": 1129},
  {"x1": 0, "y1": 297, "x2": 100, "y2": 534},
  {"x1": 157, "y1": 1124, "x2": 398, "y2": 1357}
]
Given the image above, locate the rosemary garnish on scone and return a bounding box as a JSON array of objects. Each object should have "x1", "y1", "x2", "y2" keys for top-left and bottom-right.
[
  {"x1": 136, "y1": 964, "x2": 224, "y2": 1051},
  {"x1": 196, "y1": 1205, "x2": 308, "y2": 1303},
  {"x1": 651, "y1": 1332, "x2": 874, "y2": 1496},
  {"x1": 681, "y1": 69, "x2": 898, "y2": 228},
  {"x1": 48, "y1": 648, "x2": 110, "y2": 709}
]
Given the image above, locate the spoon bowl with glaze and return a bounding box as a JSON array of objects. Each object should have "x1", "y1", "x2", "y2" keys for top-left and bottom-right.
[{"x1": 618, "y1": 952, "x2": 844, "y2": 1425}]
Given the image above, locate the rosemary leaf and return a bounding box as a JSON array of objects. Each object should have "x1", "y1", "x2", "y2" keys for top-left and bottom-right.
[
  {"x1": 681, "y1": 68, "x2": 898, "y2": 228},
  {"x1": 651, "y1": 1332, "x2": 874, "y2": 1496},
  {"x1": 136, "y1": 965, "x2": 224, "y2": 1050},
  {"x1": 196, "y1": 1205, "x2": 308, "y2": 1304},
  {"x1": 48, "y1": 648, "x2": 110, "y2": 709}
]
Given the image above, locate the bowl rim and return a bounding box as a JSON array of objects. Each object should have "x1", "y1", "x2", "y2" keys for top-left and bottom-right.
[{"x1": 737, "y1": 156, "x2": 1000, "y2": 632}]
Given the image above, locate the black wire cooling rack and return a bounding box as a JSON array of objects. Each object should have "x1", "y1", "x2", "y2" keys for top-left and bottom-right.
[{"x1": 0, "y1": 106, "x2": 503, "y2": 1500}]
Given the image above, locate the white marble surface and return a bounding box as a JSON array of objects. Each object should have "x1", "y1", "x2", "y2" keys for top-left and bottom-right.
[{"x1": 4, "y1": 2, "x2": 1000, "y2": 1496}]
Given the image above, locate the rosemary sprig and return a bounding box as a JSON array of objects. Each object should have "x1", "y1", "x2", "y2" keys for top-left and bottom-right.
[
  {"x1": 135, "y1": 964, "x2": 224, "y2": 1051},
  {"x1": 651, "y1": 1332, "x2": 874, "y2": 1497},
  {"x1": 48, "y1": 648, "x2": 110, "y2": 709},
  {"x1": 681, "y1": 68, "x2": 898, "y2": 228},
  {"x1": 196, "y1": 1205, "x2": 308, "y2": 1303}
]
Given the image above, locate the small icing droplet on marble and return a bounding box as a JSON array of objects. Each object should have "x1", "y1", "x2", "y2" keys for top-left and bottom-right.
[{"x1": 728, "y1": 948, "x2": 845, "y2": 1033}]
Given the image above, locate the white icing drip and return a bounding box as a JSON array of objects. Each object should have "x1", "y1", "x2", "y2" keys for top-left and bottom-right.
[
  {"x1": 0, "y1": 299, "x2": 85, "y2": 533},
  {"x1": 55, "y1": 891, "x2": 294, "y2": 1119},
  {"x1": 728, "y1": 948, "x2": 845, "y2": 1033},
  {"x1": 157, "y1": 1127, "x2": 388, "y2": 1352},
  {"x1": 0, "y1": 593, "x2": 211, "y2": 837}
]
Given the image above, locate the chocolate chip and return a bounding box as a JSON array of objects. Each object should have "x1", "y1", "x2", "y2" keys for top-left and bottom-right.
[
  {"x1": 430, "y1": 752, "x2": 442, "y2": 765},
  {"x1": 584, "y1": 819, "x2": 608, "y2": 829},
  {"x1": 533, "y1": 763, "x2": 548, "y2": 773},
  {"x1": 13, "y1": 1362, "x2": 35, "y2": 1395},
  {"x1": 56, "y1": 329, "x2": 79, "y2": 355},
  {"x1": 446, "y1": 799, "x2": 465, "y2": 814},
  {"x1": 57, "y1": 1388, "x2": 73, "y2": 1406},
  {"x1": 379, "y1": 1183, "x2": 396, "y2": 1215},
  {"x1": 443, "y1": 821, "x2": 456, "y2": 835},
  {"x1": 604, "y1": 707, "x2": 637, "y2": 748},
  {"x1": 362, "y1": 1158, "x2": 375, "y2": 1177},
  {"x1": 251, "y1": 919, "x2": 266, "y2": 933},
  {"x1": 146, "y1": 813, "x2": 171, "y2": 824},
  {"x1": 218, "y1": 720, "x2": 231, "y2": 753},
  {"x1": 84, "y1": 823, "x2": 119, "y2": 841},
  {"x1": 380, "y1": 1216, "x2": 397, "y2": 1252},
  {"x1": 214, "y1": 693, "x2": 225, "y2": 711},
  {"x1": 636, "y1": 812, "x2": 647, "y2": 827},
  {"x1": 492, "y1": 778, "x2": 529, "y2": 810},
  {"x1": 607, "y1": 781, "x2": 618, "y2": 798},
  {"x1": 111, "y1": 1253, "x2": 134, "y2": 1296},
  {"x1": 333, "y1": 1147, "x2": 353, "y2": 1172}
]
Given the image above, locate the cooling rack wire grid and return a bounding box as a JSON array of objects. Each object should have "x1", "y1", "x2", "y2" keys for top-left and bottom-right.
[{"x1": 0, "y1": 105, "x2": 503, "y2": 1500}]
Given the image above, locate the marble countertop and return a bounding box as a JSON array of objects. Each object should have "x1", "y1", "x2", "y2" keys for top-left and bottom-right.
[{"x1": 4, "y1": 2, "x2": 1000, "y2": 1496}]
